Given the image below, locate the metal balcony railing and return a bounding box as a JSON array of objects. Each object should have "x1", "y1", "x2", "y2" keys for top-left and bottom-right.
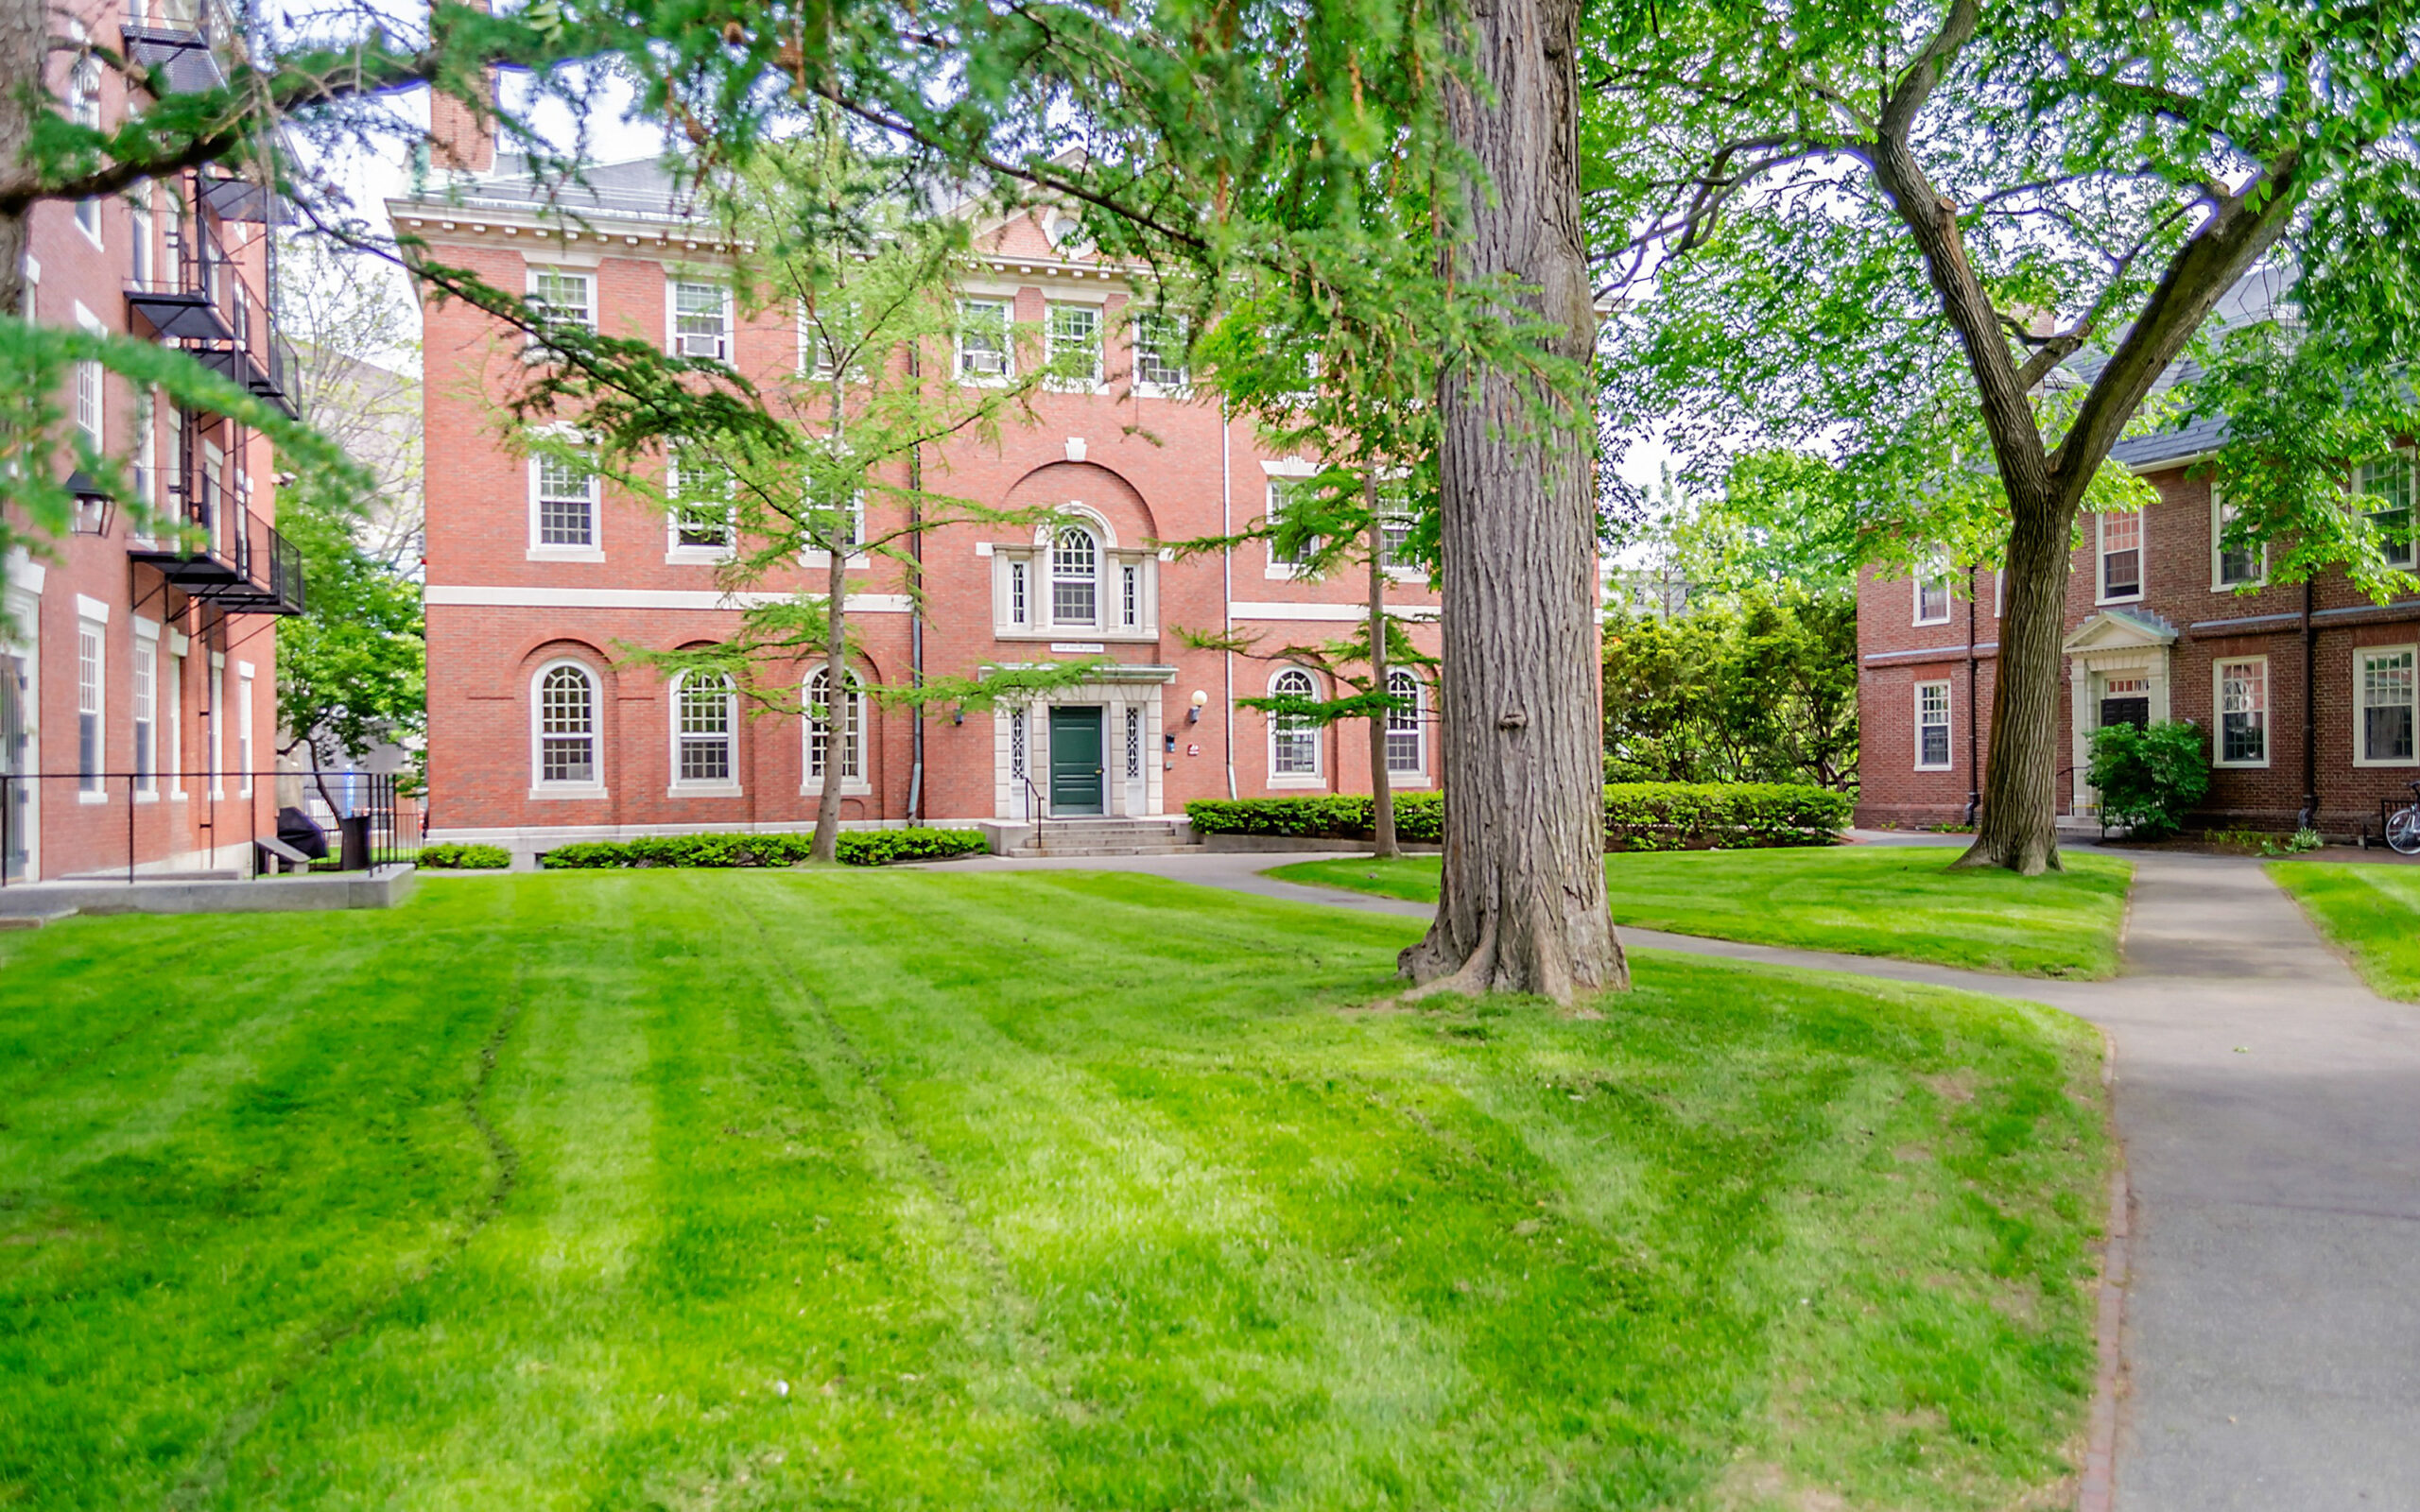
[
  {"x1": 128, "y1": 501, "x2": 306, "y2": 616},
  {"x1": 125, "y1": 202, "x2": 301, "y2": 420}
]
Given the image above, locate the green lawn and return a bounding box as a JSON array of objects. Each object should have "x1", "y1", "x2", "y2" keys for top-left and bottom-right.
[
  {"x1": 1, "y1": 870, "x2": 2109, "y2": 1510},
  {"x1": 1270, "y1": 846, "x2": 2135, "y2": 977},
  {"x1": 2270, "y1": 861, "x2": 2420, "y2": 999}
]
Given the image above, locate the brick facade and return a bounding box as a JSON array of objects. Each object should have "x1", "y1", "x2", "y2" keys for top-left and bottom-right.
[
  {"x1": 2, "y1": 0, "x2": 295, "y2": 883},
  {"x1": 1859, "y1": 455, "x2": 2420, "y2": 840},
  {"x1": 394, "y1": 161, "x2": 1443, "y2": 850}
]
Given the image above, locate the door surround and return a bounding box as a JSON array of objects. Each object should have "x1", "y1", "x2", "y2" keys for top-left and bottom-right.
[{"x1": 2063, "y1": 608, "x2": 2178, "y2": 815}]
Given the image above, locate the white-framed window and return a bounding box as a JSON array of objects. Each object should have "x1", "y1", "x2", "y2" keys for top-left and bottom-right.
[
  {"x1": 2357, "y1": 645, "x2": 2418, "y2": 766},
  {"x1": 804, "y1": 666, "x2": 865, "y2": 787},
  {"x1": 798, "y1": 299, "x2": 858, "y2": 380},
  {"x1": 530, "y1": 267, "x2": 594, "y2": 330},
  {"x1": 1009, "y1": 707, "x2": 1028, "y2": 782},
  {"x1": 669, "y1": 279, "x2": 729, "y2": 360},
  {"x1": 128, "y1": 182, "x2": 151, "y2": 288},
  {"x1": 1009, "y1": 559, "x2": 1028, "y2": 627},
  {"x1": 162, "y1": 644, "x2": 183, "y2": 799},
  {"x1": 235, "y1": 666, "x2": 253, "y2": 797},
  {"x1": 131, "y1": 636, "x2": 156, "y2": 796},
  {"x1": 1124, "y1": 704, "x2": 1143, "y2": 781},
  {"x1": 71, "y1": 304, "x2": 104, "y2": 452},
  {"x1": 1915, "y1": 679, "x2": 1952, "y2": 770},
  {"x1": 671, "y1": 671, "x2": 736, "y2": 789},
  {"x1": 206, "y1": 652, "x2": 223, "y2": 799},
  {"x1": 2212, "y1": 486, "x2": 2264, "y2": 589},
  {"x1": 68, "y1": 43, "x2": 99, "y2": 128},
  {"x1": 1913, "y1": 571, "x2": 1952, "y2": 626},
  {"x1": 1132, "y1": 310, "x2": 1186, "y2": 389},
  {"x1": 77, "y1": 619, "x2": 104, "y2": 795},
  {"x1": 957, "y1": 298, "x2": 1011, "y2": 382},
  {"x1": 75, "y1": 198, "x2": 100, "y2": 243},
  {"x1": 1269, "y1": 666, "x2": 1321, "y2": 781},
  {"x1": 1119, "y1": 562, "x2": 1139, "y2": 629},
  {"x1": 532, "y1": 661, "x2": 601, "y2": 791},
  {"x1": 2216, "y1": 657, "x2": 2268, "y2": 767},
  {"x1": 132, "y1": 389, "x2": 155, "y2": 510},
  {"x1": 532, "y1": 452, "x2": 598, "y2": 550},
  {"x1": 2098, "y1": 511, "x2": 2143, "y2": 601},
  {"x1": 666, "y1": 449, "x2": 736, "y2": 558},
  {"x1": 1385, "y1": 669, "x2": 1424, "y2": 776},
  {"x1": 1381, "y1": 509, "x2": 1418, "y2": 572},
  {"x1": 1266, "y1": 480, "x2": 1314, "y2": 573},
  {"x1": 527, "y1": 267, "x2": 595, "y2": 361},
  {"x1": 1052, "y1": 525, "x2": 1098, "y2": 627},
  {"x1": 1046, "y1": 301, "x2": 1103, "y2": 387},
  {"x1": 2357, "y1": 455, "x2": 2414, "y2": 570}
]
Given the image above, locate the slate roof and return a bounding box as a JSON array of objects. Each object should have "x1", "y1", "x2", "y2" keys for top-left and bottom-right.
[{"x1": 2086, "y1": 266, "x2": 2294, "y2": 472}]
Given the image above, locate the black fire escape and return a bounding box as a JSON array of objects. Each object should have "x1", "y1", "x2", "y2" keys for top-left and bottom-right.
[{"x1": 122, "y1": 158, "x2": 305, "y2": 617}]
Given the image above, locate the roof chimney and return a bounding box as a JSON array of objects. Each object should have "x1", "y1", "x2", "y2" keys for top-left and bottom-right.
[{"x1": 425, "y1": 0, "x2": 494, "y2": 176}]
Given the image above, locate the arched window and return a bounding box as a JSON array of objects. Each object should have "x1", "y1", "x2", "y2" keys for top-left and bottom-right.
[
  {"x1": 804, "y1": 666, "x2": 864, "y2": 783},
  {"x1": 1270, "y1": 667, "x2": 1320, "y2": 779},
  {"x1": 1051, "y1": 525, "x2": 1098, "y2": 626},
  {"x1": 1385, "y1": 670, "x2": 1424, "y2": 775},
  {"x1": 533, "y1": 662, "x2": 598, "y2": 787},
  {"x1": 673, "y1": 672, "x2": 735, "y2": 785}
]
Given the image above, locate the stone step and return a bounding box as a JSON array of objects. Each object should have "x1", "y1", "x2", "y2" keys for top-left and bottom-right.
[{"x1": 0, "y1": 908, "x2": 78, "y2": 930}]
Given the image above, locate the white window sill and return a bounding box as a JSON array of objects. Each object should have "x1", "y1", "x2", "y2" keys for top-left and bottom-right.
[
  {"x1": 134, "y1": 790, "x2": 159, "y2": 804},
  {"x1": 2096, "y1": 593, "x2": 2144, "y2": 607},
  {"x1": 665, "y1": 548, "x2": 735, "y2": 566},
  {"x1": 800, "y1": 781, "x2": 873, "y2": 798},
  {"x1": 1911, "y1": 616, "x2": 1952, "y2": 627},
  {"x1": 992, "y1": 627, "x2": 1158, "y2": 644},
  {"x1": 527, "y1": 784, "x2": 609, "y2": 800},
  {"x1": 667, "y1": 782, "x2": 744, "y2": 799},
  {"x1": 1383, "y1": 567, "x2": 1426, "y2": 582},
  {"x1": 801, "y1": 550, "x2": 871, "y2": 568},
  {"x1": 168, "y1": 790, "x2": 186, "y2": 801},
  {"x1": 1044, "y1": 379, "x2": 1108, "y2": 395},
  {"x1": 958, "y1": 373, "x2": 1013, "y2": 388},
  {"x1": 1265, "y1": 563, "x2": 1315, "y2": 581},
  {"x1": 1133, "y1": 382, "x2": 1188, "y2": 400},
  {"x1": 1387, "y1": 773, "x2": 1431, "y2": 788},
  {"x1": 78, "y1": 789, "x2": 109, "y2": 804},
  {"x1": 1268, "y1": 774, "x2": 1324, "y2": 788},
  {"x1": 2213, "y1": 759, "x2": 2271, "y2": 770},
  {"x1": 528, "y1": 546, "x2": 605, "y2": 562},
  {"x1": 2352, "y1": 758, "x2": 2420, "y2": 769},
  {"x1": 1913, "y1": 764, "x2": 1955, "y2": 773}
]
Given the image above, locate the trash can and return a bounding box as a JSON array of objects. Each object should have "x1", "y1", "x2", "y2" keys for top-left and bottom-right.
[{"x1": 337, "y1": 815, "x2": 372, "y2": 871}]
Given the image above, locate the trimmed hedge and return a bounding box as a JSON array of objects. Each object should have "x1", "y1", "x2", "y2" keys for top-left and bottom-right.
[
  {"x1": 1184, "y1": 794, "x2": 1443, "y2": 843},
  {"x1": 539, "y1": 829, "x2": 988, "y2": 869},
  {"x1": 1185, "y1": 782, "x2": 1848, "y2": 851},
  {"x1": 1601, "y1": 782, "x2": 1851, "y2": 850},
  {"x1": 415, "y1": 842, "x2": 512, "y2": 870}
]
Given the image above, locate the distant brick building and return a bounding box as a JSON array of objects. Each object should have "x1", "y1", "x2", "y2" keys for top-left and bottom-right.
[
  {"x1": 1858, "y1": 278, "x2": 2420, "y2": 838},
  {"x1": 2, "y1": 0, "x2": 302, "y2": 883},
  {"x1": 390, "y1": 144, "x2": 1441, "y2": 854}
]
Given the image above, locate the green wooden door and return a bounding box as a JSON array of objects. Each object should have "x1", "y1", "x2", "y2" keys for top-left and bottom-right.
[{"x1": 1048, "y1": 707, "x2": 1105, "y2": 815}]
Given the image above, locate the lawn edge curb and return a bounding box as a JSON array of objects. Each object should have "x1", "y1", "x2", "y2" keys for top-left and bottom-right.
[{"x1": 2078, "y1": 1028, "x2": 2132, "y2": 1512}]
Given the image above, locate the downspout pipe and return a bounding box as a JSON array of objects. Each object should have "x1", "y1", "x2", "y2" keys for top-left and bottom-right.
[
  {"x1": 1221, "y1": 398, "x2": 1236, "y2": 799},
  {"x1": 2301, "y1": 577, "x2": 2318, "y2": 833},
  {"x1": 907, "y1": 348, "x2": 925, "y2": 826},
  {"x1": 1963, "y1": 566, "x2": 1980, "y2": 828}
]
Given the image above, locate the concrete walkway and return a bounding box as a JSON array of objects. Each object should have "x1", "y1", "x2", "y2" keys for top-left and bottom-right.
[{"x1": 963, "y1": 843, "x2": 2420, "y2": 1510}]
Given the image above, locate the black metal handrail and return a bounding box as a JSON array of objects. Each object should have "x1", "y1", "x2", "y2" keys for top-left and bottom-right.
[{"x1": 0, "y1": 768, "x2": 409, "y2": 886}]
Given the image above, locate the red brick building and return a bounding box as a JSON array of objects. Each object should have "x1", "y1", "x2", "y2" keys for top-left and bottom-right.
[
  {"x1": 1858, "y1": 281, "x2": 2420, "y2": 838},
  {"x1": 391, "y1": 146, "x2": 1441, "y2": 856},
  {"x1": 1, "y1": 0, "x2": 302, "y2": 884}
]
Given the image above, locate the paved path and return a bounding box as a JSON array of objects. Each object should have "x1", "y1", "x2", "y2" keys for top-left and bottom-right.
[{"x1": 965, "y1": 843, "x2": 2420, "y2": 1510}]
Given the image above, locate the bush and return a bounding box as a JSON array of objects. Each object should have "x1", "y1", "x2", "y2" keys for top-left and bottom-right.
[
  {"x1": 1601, "y1": 782, "x2": 1853, "y2": 850},
  {"x1": 415, "y1": 842, "x2": 511, "y2": 869},
  {"x1": 1185, "y1": 783, "x2": 1848, "y2": 851},
  {"x1": 538, "y1": 830, "x2": 988, "y2": 869},
  {"x1": 1184, "y1": 794, "x2": 1443, "y2": 843},
  {"x1": 2088, "y1": 721, "x2": 2210, "y2": 839}
]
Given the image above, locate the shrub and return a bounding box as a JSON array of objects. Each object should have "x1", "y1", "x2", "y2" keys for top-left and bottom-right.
[
  {"x1": 1185, "y1": 783, "x2": 1847, "y2": 850},
  {"x1": 2088, "y1": 721, "x2": 2210, "y2": 839},
  {"x1": 1184, "y1": 794, "x2": 1443, "y2": 843},
  {"x1": 538, "y1": 830, "x2": 988, "y2": 869},
  {"x1": 1602, "y1": 782, "x2": 1852, "y2": 850},
  {"x1": 415, "y1": 842, "x2": 511, "y2": 869}
]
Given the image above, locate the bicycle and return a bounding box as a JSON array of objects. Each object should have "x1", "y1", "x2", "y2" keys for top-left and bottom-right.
[{"x1": 2389, "y1": 782, "x2": 2420, "y2": 854}]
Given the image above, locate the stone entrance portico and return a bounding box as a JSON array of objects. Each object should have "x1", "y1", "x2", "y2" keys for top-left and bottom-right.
[
  {"x1": 2064, "y1": 607, "x2": 2179, "y2": 815},
  {"x1": 993, "y1": 664, "x2": 1179, "y2": 820}
]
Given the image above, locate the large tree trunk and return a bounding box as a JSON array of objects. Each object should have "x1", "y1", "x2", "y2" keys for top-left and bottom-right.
[
  {"x1": 1955, "y1": 492, "x2": 2069, "y2": 874},
  {"x1": 809, "y1": 537, "x2": 847, "y2": 864},
  {"x1": 1400, "y1": 0, "x2": 1623, "y2": 1002},
  {"x1": 0, "y1": 0, "x2": 40, "y2": 325},
  {"x1": 1366, "y1": 483, "x2": 1398, "y2": 860}
]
